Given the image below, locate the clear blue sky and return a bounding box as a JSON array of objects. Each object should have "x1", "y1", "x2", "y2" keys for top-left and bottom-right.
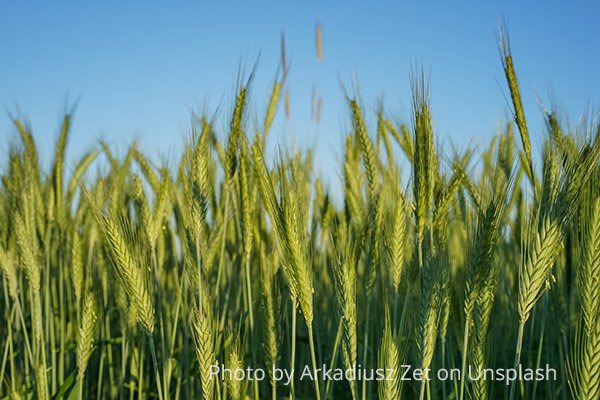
[{"x1": 1, "y1": 1, "x2": 598, "y2": 191}]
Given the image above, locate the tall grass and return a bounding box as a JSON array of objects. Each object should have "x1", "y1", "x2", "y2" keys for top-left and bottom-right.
[{"x1": 1, "y1": 31, "x2": 599, "y2": 400}]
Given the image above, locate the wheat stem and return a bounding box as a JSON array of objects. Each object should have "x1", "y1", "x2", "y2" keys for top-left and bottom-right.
[{"x1": 509, "y1": 321, "x2": 526, "y2": 400}]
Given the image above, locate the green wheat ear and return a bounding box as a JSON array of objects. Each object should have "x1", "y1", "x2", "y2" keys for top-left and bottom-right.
[
  {"x1": 411, "y1": 69, "x2": 436, "y2": 245},
  {"x1": 499, "y1": 26, "x2": 534, "y2": 184},
  {"x1": 191, "y1": 305, "x2": 216, "y2": 400},
  {"x1": 71, "y1": 231, "x2": 84, "y2": 305},
  {"x1": 387, "y1": 192, "x2": 407, "y2": 293},
  {"x1": 77, "y1": 291, "x2": 98, "y2": 381},
  {"x1": 104, "y1": 213, "x2": 155, "y2": 335},
  {"x1": 0, "y1": 245, "x2": 19, "y2": 301},
  {"x1": 579, "y1": 197, "x2": 600, "y2": 333},
  {"x1": 378, "y1": 311, "x2": 401, "y2": 400},
  {"x1": 264, "y1": 79, "x2": 282, "y2": 137},
  {"x1": 84, "y1": 185, "x2": 156, "y2": 335},
  {"x1": 225, "y1": 338, "x2": 244, "y2": 400},
  {"x1": 350, "y1": 98, "x2": 379, "y2": 198},
  {"x1": 572, "y1": 193, "x2": 600, "y2": 399}
]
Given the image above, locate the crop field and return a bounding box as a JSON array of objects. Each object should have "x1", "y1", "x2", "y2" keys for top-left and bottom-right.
[{"x1": 1, "y1": 33, "x2": 599, "y2": 400}]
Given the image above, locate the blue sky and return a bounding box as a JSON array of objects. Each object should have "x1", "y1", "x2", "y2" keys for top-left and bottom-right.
[{"x1": 1, "y1": 1, "x2": 598, "y2": 191}]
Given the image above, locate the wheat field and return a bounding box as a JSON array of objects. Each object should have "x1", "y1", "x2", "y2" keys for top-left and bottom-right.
[{"x1": 1, "y1": 33, "x2": 599, "y2": 400}]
